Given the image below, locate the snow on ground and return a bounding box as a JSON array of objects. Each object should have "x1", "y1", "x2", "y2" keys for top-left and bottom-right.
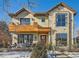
[
  {"x1": 68, "y1": 52, "x2": 79, "y2": 58},
  {"x1": 56, "y1": 51, "x2": 79, "y2": 58},
  {"x1": 0, "y1": 51, "x2": 79, "y2": 58},
  {"x1": 0, "y1": 51, "x2": 32, "y2": 58},
  {"x1": 48, "y1": 51, "x2": 79, "y2": 58}
]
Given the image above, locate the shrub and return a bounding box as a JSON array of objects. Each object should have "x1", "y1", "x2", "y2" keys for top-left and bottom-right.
[
  {"x1": 47, "y1": 42, "x2": 53, "y2": 50},
  {"x1": 31, "y1": 42, "x2": 47, "y2": 58}
]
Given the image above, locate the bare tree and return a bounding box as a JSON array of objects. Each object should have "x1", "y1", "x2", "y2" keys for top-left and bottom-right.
[
  {"x1": 2, "y1": 0, "x2": 38, "y2": 13},
  {"x1": 3, "y1": 0, "x2": 11, "y2": 13},
  {"x1": 0, "y1": 21, "x2": 11, "y2": 48},
  {"x1": 18, "y1": 0, "x2": 38, "y2": 10}
]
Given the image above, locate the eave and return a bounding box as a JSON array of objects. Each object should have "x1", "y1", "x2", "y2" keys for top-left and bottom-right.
[
  {"x1": 8, "y1": 8, "x2": 34, "y2": 17},
  {"x1": 47, "y1": 2, "x2": 76, "y2": 15}
]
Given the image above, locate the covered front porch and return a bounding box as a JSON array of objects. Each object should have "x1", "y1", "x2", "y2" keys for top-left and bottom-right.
[
  {"x1": 14, "y1": 33, "x2": 49, "y2": 47},
  {"x1": 9, "y1": 22, "x2": 50, "y2": 47}
]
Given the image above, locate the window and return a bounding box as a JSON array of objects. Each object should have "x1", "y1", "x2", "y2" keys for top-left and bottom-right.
[
  {"x1": 18, "y1": 34, "x2": 33, "y2": 45},
  {"x1": 40, "y1": 35, "x2": 46, "y2": 40},
  {"x1": 58, "y1": 6, "x2": 64, "y2": 10},
  {"x1": 56, "y1": 13, "x2": 67, "y2": 26},
  {"x1": 18, "y1": 34, "x2": 24, "y2": 43},
  {"x1": 20, "y1": 18, "x2": 30, "y2": 25},
  {"x1": 40, "y1": 16, "x2": 45, "y2": 22},
  {"x1": 56, "y1": 33, "x2": 67, "y2": 46},
  {"x1": 40, "y1": 35, "x2": 46, "y2": 43}
]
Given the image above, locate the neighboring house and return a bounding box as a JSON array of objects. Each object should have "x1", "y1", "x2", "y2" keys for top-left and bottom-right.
[
  {"x1": 74, "y1": 36, "x2": 79, "y2": 48},
  {"x1": 8, "y1": 2, "x2": 76, "y2": 48}
]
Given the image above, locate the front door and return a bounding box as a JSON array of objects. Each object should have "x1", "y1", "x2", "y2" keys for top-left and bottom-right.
[{"x1": 40, "y1": 35, "x2": 47, "y2": 44}]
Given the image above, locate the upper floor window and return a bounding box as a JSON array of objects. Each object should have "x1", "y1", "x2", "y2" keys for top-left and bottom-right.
[
  {"x1": 40, "y1": 16, "x2": 45, "y2": 22},
  {"x1": 56, "y1": 13, "x2": 67, "y2": 26},
  {"x1": 20, "y1": 18, "x2": 30, "y2": 25}
]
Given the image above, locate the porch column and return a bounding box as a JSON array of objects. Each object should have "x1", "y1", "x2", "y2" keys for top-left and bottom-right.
[
  {"x1": 11, "y1": 33, "x2": 18, "y2": 44},
  {"x1": 48, "y1": 32, "x2": 51, "y2": 44},
  {"x1": 33, "y1": 33, "x2": 38, "y2": 44},
  {"x1": 52, "y1": 34, "x2": 56, "y2": 46}
]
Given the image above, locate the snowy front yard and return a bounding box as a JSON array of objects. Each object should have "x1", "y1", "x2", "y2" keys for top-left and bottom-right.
[
  {"x1": 67, "y1": 52, "x2": 79, "y2": 58},
  {"x1": 0, "y1": 51, "x2": 79, "y2": 58},
  {"x1": 47, "y1": 51, "x2": 79, "y2": 58},
  {"x1": 0, "y1": 51, "x2": 32, "y2": 58}
]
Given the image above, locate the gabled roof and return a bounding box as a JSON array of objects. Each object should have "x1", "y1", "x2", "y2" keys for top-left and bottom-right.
[
  {"x1": 9, "y1": 8, "x2": 34, "y2": 17},
  {"x1": 8, "y1": 2, "x2": 76, "y2": 17},
  {"x1": 47, "y1": 2, "x2": 76, "y2": 15}
]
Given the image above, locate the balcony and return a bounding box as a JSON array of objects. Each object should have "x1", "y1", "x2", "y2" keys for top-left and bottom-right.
[{"x1": 8, "y1": 22, "x2": 50, "y2": 33}]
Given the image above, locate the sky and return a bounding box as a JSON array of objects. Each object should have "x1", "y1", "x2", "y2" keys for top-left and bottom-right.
[{"x1": 0, "y1": 0, "x2": 79, "y2": 37}]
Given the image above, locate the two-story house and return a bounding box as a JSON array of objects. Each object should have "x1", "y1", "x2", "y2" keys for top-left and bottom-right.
[{"x1": 8, "y1": 2, "x2": 76, "y2": 48}]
